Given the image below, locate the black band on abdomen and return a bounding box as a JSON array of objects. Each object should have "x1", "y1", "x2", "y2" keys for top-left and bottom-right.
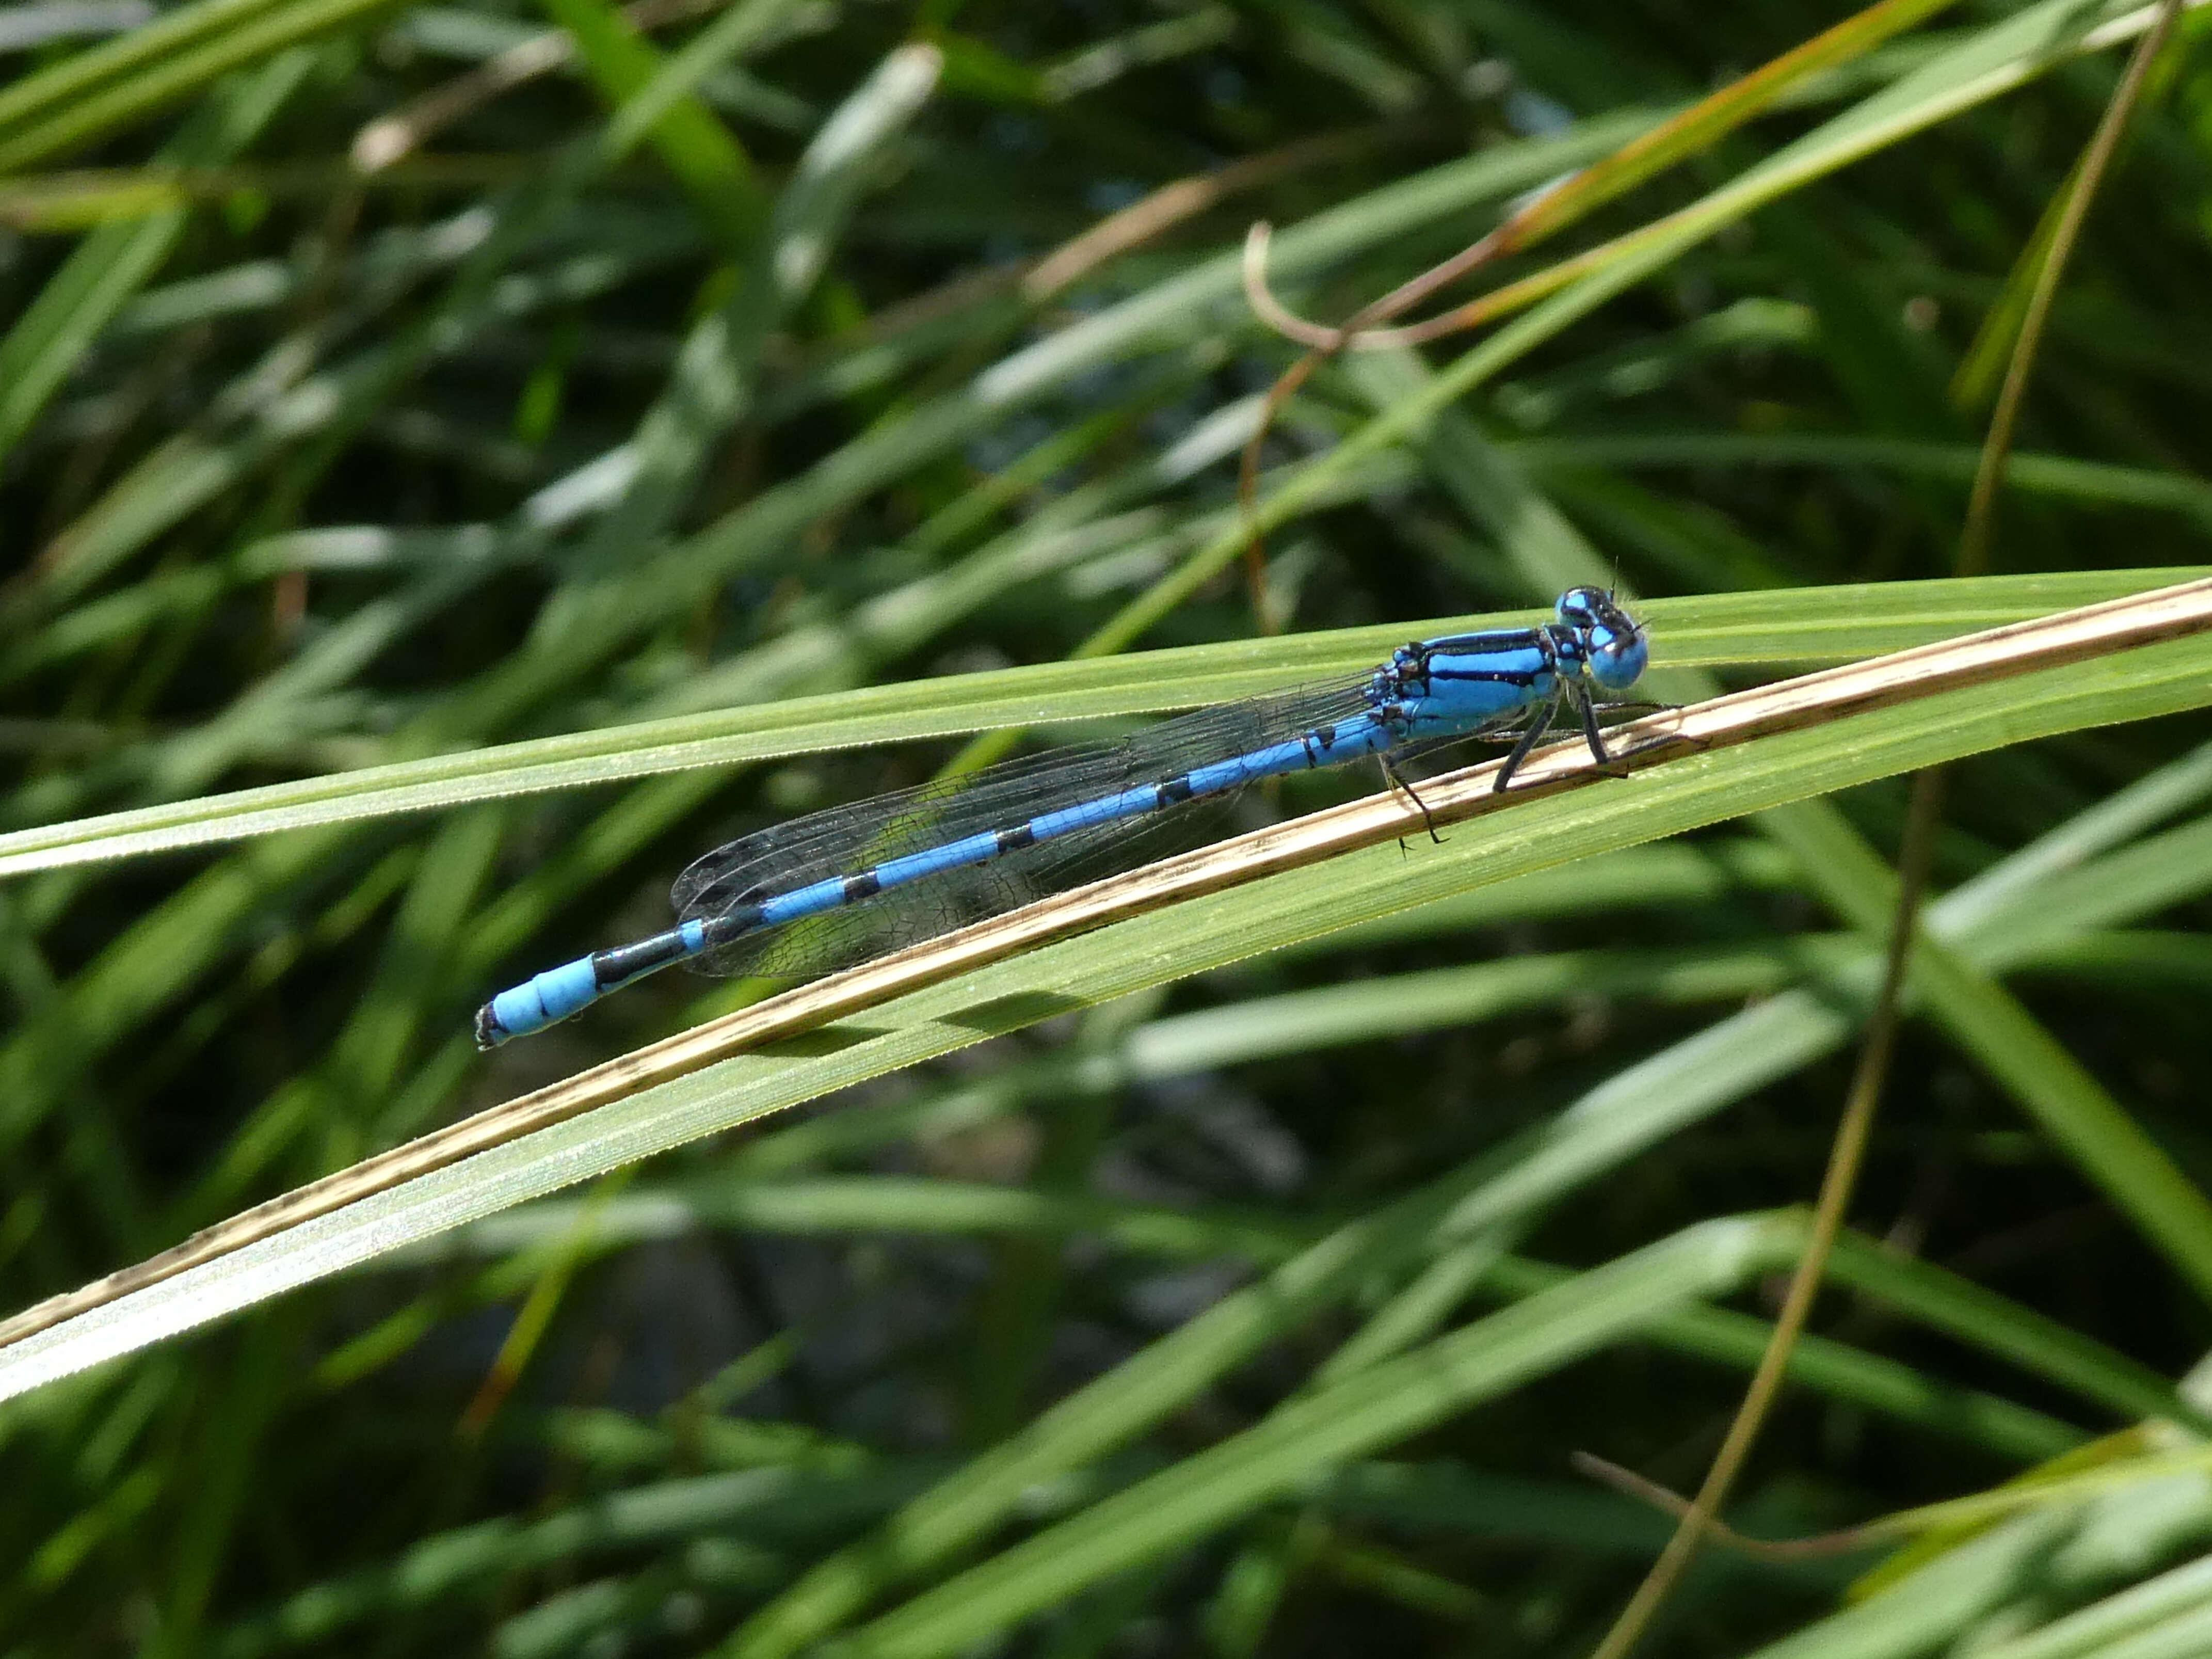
[{"x1": 592, "y1": 929, "x2": 697, "y2": 988}]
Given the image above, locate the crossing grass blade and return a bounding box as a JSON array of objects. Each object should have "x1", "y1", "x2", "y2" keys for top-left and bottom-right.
[
  {"x1": 0, "y1": 570, "x2": 2195, "y2": 875},
  {"x1": 5, "y1": 596, "x2": 2210, "y2": 1394}
]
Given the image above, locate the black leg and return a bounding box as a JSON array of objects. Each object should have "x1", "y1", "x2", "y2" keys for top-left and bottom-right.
[
  {"x1": 1572, "y1": 682, "x2": 1610, "y2": 767},
  {"x1": 1589, "y1": 695, "x2": 1680, "y2": 772},
  {"x1": 1381, "y1": 753, "x2": 1444, "y2": 843},
  {"x1": 1493, "y1": 688, "x2": 1563, "y2": 793}
]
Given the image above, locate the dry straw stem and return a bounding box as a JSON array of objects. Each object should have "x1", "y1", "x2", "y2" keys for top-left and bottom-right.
[
  {"x1": 1575, "y1": 1429, "x2": 2212, "y2": 1562},
  {"x1": 1240, "y1": 0, "x2": 1968, "y2": 354},
  {"x1": 4, "y1": 573, "x2": 2210, "y2": 1355},
  {"x1": 1022, "y1": 126, "x2": 1397, "y2": 302},
  {"x1": 349, "y1": 0, "x2": 729, "y2": 171}
]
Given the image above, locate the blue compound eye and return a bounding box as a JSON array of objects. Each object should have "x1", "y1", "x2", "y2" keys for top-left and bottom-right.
[
  {"x1": 1557, "y1": 587, "x2": 1646, "y2": 690},
  {"x1": 1589, "y1": 625, "x2": 1648, "y2": 690}
]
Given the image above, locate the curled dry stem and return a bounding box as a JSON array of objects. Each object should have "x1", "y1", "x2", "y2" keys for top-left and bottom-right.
[
  {"x1": 1230, "y1": 0, "x2": 1979, "y2": 593},
  {"x1": 1231, "y1": 216, "x2": 1511, "y2": 619}
]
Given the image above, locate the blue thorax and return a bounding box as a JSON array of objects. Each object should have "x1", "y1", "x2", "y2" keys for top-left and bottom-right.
[{"x1": 1367, "y1": 585, "x2": 1647, "y2": 738}]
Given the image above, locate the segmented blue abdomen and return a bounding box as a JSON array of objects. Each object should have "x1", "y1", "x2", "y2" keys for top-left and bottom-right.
[{"x1": 669, "y1": 683, "x2": 1382, "y2": 983}]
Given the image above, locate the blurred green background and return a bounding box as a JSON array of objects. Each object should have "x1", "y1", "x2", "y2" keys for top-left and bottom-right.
[{"x1": 6, "y1": 0, "x2": 2212, "y2": 1654}]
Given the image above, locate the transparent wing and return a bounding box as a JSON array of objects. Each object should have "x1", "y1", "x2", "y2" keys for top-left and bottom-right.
[{"x1": 671, "y1": 684, "x2": 1381, "y2": 981}]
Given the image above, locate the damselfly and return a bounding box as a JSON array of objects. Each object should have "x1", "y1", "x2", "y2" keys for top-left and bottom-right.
[{"x1": 474, "y1": 587, "x2": 1649, "y2": 1047}]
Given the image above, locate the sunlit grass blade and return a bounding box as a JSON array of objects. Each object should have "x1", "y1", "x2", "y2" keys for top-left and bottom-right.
[
  {"x1": 3, "y1": 571, "x2": 2195, "y2": 876},
  {"x1": 0, "y1": 0, "x2": 394, "y2": 171}
]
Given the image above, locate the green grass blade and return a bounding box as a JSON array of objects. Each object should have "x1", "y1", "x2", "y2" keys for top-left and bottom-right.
[
  {"x1": 0, "y1": 51, "x2": 311, "y2": 467},
  {"x1": 535, "y1": 0, "x2": 757, "y2": 249},
  {"x1": 3, "y1": 571, "x2": 2193, "y2": 876},
  {"x1": 0, "y1": 0, "x2": 406, "y2": 173}
]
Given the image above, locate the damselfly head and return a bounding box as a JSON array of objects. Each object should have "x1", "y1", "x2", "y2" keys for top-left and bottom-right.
[{"x1": 1557, "y1": 586, "x2": 1648, "y2": 690}]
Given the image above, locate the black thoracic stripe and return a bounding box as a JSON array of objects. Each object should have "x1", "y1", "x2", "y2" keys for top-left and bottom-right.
[
  {"x1": 1424, "y1": 629, "x2": 1559, "y2": 674},
  {"x1": 1155, "y1": 776, "x2": 1196, "y2": 806},
  {"x1": 1421, "y1": 628, "x2": 1534, "y2": 652},
  {"x1": 996, "y1": 823, "x2": 1036, "y2": 852},
  {"x1": 593, "y1": 928, "x2": 696, "y2": 986},
  {"x1": 1428, "y1": 667, "x2": 1545, "y2": 684},
  {"x1": 843, "y1": 871, "x2": 883, "y2": 901}
]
